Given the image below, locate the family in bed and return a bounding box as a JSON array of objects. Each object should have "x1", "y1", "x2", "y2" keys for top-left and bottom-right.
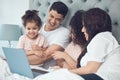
[{"x1": 1, "y1": 1, "x2": 120, "y2": 80}]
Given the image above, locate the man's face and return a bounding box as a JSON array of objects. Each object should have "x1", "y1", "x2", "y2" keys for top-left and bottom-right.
[{"x1": 45, "y1": 9, "x2": 64, "y2": 31}]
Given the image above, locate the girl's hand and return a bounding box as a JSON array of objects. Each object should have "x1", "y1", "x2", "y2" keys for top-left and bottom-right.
[
  {"x1": 52, "y1": 51, "x2": 68, "y2": 60},
  {"x1": 26, "y1": 50, "x2": 34, "y2": 55}
]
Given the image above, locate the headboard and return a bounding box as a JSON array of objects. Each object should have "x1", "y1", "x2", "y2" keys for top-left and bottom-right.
[{"x1": 29, "y1": 0, "x2": 120, "y2": 44}]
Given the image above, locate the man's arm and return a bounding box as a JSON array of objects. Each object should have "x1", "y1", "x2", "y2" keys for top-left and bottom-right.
[
  {"x1": 28, "y1": 44, "x2": 64, "y2": 65},
  {"x1": 27, "y1": 54, "x2": 46, "y2": 65}
]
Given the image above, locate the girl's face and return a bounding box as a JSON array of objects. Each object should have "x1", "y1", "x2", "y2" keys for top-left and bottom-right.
[
  {"x1": 25, "y1": 22, "x2": 40, "y2": 40},
  {"x1": 81, "y1": 24, "x2": 89, "y2": 41}
]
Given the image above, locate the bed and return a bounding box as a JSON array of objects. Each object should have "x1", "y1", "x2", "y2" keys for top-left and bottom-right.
[{"x1": 0, "y1": 0, "x2": 120, "y2": 80}]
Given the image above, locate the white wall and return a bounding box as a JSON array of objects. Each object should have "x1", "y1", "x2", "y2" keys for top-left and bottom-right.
[
  {"x1": 0, "y1": 0, "x2": 29, "y2": 25},
  {"x1": 0, "y1": 0, "x2": 29, "y2": 59}
]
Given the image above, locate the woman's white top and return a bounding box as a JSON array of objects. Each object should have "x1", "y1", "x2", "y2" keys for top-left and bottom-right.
[
  {"x1": 96, "y1": 46, "x2": 120, "y2": 80},
  {"x1": 80, "y1": 31, "x2": 119, "y2": 66}
]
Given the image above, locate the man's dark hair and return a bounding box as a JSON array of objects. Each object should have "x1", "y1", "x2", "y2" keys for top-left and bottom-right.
[{"x1": 49, "y1": 1, "x2": 68, "y2": 18}]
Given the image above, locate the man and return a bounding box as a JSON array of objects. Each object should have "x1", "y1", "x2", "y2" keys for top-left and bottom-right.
[{"x1": 28, "y1": 1, "x2": 70, "y2": 67}]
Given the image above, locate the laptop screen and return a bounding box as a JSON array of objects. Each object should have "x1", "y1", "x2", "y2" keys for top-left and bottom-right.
[{"x1": 2, "y1": 47, "x2": 34, "y2": 78}]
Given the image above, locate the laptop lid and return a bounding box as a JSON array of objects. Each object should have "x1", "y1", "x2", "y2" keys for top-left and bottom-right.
[{"x1": 2, "y1": 47, "x2": 34, "y2": 78}]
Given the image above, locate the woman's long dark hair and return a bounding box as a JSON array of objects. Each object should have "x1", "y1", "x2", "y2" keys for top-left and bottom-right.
[
  {"x1": 77, "y1": 8, "x2": 112, "y2": 67},
  {"x1": 70, "y1": 10, "x2": 87, "y2": 48}
]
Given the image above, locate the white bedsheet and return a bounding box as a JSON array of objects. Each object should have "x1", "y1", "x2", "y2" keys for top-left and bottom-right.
[
  {"x1": 34, "y1": 69, "x2": 84, "y2": 80},
  {"x1": 0, "y1": 57, "x2": 84, "y2": 80},
  {"x1": 0, "y1": 57, "x2": 31, "y2": 80}
]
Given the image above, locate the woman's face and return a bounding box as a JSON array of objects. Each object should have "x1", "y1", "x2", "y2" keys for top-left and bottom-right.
[{"x1": 81, "y1": 25, "x2": 89, "y2": 41}]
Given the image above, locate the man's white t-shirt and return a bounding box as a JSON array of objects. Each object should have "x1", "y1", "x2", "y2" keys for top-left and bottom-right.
[
  {"x1": 40, "y1": 23, "x2": 70, "y2": 49},
  {"x1": 39, "y1": 23, "x2": 70, "y2": 68}
]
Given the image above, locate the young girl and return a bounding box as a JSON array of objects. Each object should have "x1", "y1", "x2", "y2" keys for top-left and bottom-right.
[
  {"x1": 17, "y1": 10, "x2": 48, "y2": 58},
  {"x1": 52, "y1": 10, "x2": 87, "y2": 69}
]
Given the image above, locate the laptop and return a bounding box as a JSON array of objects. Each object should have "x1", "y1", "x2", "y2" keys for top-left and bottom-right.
[{"x1": 2, "y1": 47, "x2": 49, "y2": 79}]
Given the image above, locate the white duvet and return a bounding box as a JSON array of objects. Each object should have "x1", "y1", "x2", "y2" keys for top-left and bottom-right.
[
  {"x1": 0, "y1": 57, "x2": 84, "y2": 80},
  {"x1": 0, "y1": 58, "x2": 31, "y2": 80}
]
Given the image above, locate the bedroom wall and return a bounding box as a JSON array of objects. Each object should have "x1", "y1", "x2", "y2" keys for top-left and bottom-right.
[
  {"x1": 0, "y1": 0, "x2": 29, "y2": 25},
  {"x1": 0, "y1": 0, "x2": 29, "y2": 59}
]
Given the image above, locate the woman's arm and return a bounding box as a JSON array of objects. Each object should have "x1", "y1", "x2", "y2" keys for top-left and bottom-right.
[{"x1": 70, "y1": 61, "x2": 102, "y2": 75}]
